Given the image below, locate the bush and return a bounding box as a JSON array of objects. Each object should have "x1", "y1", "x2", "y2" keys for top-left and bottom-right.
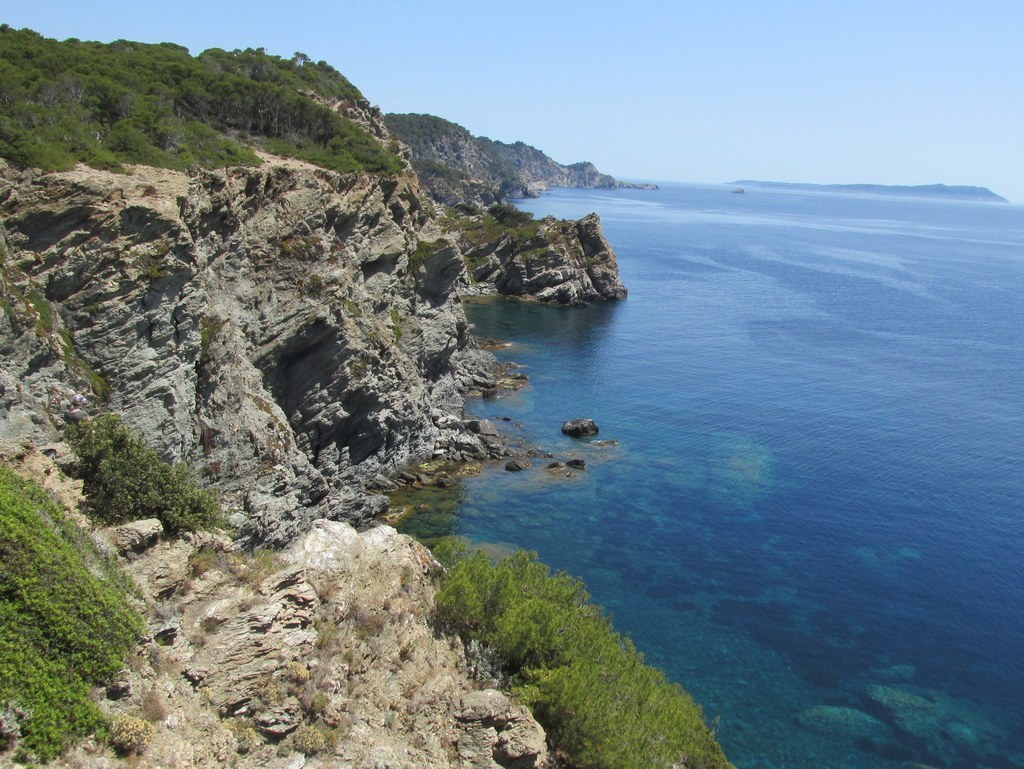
[
  {"x1": 487, "y1": 202, "x2": 533, "y2": 227},
  {"x1": 108, "y1": 716, "x2": 153, "y2": 755},
  {"x1": 65, "y1": 414, "x2": 221, "y2": 533},
  {"x1": 408, "y1": 239, "x2": 442, "y2": 273},
  {"x1": 0, "y1": 468, "x2": 143, "y2": 761},
  {"x1": 291, "y1": 723, "x2": 328, "y2": 755},
  {"x1": 434, "y1": 542, "x2": 731, "y2": 769}
]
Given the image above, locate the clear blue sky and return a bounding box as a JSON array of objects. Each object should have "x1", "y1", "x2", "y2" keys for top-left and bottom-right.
[{"x1": 5, "y1": 1, "x2": 1023, "y2": 200}]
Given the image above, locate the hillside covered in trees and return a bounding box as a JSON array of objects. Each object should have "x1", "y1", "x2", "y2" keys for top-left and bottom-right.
[{"x1": 0, "y1": 26, "x2": 403, "y2": 175}]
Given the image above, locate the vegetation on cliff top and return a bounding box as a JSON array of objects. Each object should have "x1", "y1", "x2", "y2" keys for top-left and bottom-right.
[
  {"x1": 435, "y1": 543, "x2": 732, "y2": 769},
  {"x1": 0, "y1": 467, "x2": 142, "y2": 762},
  {"x1": 0, "y1": 26, "x2": 403, "y2": 175},
  {"x1": 448, "y1": 203, "x2": 541, "y2": 245}
]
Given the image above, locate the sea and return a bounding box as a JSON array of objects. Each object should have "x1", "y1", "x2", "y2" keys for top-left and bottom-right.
[{"x1": 397, "y1": 182, "x2": 1024, "y2": 769}]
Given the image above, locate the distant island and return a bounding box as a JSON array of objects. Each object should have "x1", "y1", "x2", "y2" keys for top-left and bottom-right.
[{"x1": 728, "y1": 180, "x2": 1008, "y2": 203}]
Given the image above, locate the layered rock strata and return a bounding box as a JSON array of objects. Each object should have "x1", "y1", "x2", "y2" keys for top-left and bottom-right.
[
  {"x1": 459, "y1": 213, "x2": 627, "y2": 305},
  {"x1": 0, "y1": 158, "x2": 504, "y2": 545},
  {"x1": 32, "y1": 498, "x2": 549, "y2": 769}
]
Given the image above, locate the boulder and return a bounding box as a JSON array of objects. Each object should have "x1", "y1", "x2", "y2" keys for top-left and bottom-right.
[
  {"x1": 566, "y1": 458, "x2": 586, "y2": 469},
  {"x1": 126, "y1": 539, "x2": 194, "y2": 600},
  {"x1": 456, "y1": 689, "x2": 548, "y2": 769},
  {"x1": 505, "y1": 459, "x2": 531, "y2": 472},
  {"x1": 465, "y1": 418, "x2": 501, "y2": 437},
  {"x1": 104, "y1": 518, "x2": 164, "y2": 556},
  {"x1": 561, "y1": 418, "x2": 599, "y2": 438}
]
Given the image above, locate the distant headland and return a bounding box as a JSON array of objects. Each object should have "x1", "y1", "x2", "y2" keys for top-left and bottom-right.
[{"x1": 728, "y1": 180, "x2": 1008, "y2": 203}]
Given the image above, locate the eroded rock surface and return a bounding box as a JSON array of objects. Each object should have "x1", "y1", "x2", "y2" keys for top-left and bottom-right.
[
  {"x1": 460, "y1": 213, "x2": 627, "y2": 305},
  {"x1": 47, "y1": 518, "x2": 550, "y2": 769},
  {"x1": 0, "y1": 157, "x2": 507, "y2": 545}
]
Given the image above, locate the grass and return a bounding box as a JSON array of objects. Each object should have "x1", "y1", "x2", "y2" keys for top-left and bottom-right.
[
  {"x1": 58, "y1": 330, "x2": 109, "y2": 401},
  {"x1": 407, "y1": 239, "x2": 443, "y2": 273},
  {"x1": 25, "y1": 286, "x2": 52, "y2": 336}
]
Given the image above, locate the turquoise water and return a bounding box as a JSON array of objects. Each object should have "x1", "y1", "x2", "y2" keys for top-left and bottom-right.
[{"x1": 402, "y1": 184, "x2": 1024, "y2": 769}]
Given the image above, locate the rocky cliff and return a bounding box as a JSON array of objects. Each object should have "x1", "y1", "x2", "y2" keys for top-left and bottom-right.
[
  {"x1": 1, "y1": 445, "x2": 550, "y2": 769},
  {"x1": 0, "y1": 29, "x2": 690, "y2": 769},
  {"x1": 454, "y1": 212, "x2": 628, "y2": 305},
  {"x1": 385, "y1": 113, "x2": 656, "y2": 206},
  {"x1": 0, "y1": 157, "x2": 515, "y2": 547},
  {"x1": 0, "y1": 148, "x2": 627, "y2": 548}
]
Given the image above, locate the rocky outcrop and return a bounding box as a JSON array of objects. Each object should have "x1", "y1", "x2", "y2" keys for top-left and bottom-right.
[
  {"x1": 459, "y1": 213, "x2": 627, "y2": 305},
  {"x1": 456, "y1": 690, "x2": 548, "y2": 769},
  {"x1": 481, "y1": 142, "x2": 656, "y2": 196},
  {"x1": 27, "y1": 506, "x2": 549, "y2": 769},
  {"x1": 0, "y1": 148, "x2": 628, "y2": 545},
  {"x1": 0, "y1": 156, "x2": 507, "y2": 546}
]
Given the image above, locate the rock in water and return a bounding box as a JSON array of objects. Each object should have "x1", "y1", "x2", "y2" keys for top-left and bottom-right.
[
  {"x1": 505, "y1": 458, "x2": 531, "y2": 472},
  {"x1": 562, "y1": 419, "x2": 599, "y2": 438}
]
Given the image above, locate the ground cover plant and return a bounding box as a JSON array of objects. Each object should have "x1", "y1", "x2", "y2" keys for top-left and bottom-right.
[{"x1": 0, "y1": 467, "x2": 142, "y2": 762}]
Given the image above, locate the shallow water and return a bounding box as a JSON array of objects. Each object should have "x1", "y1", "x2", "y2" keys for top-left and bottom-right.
[{"x1": 400, "y1": 184, "x2": 1024, "y2": 769}]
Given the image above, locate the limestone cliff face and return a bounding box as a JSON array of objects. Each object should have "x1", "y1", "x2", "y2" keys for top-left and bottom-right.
[
  {"x1": 0, "y1": 157, "x2": 503, "y2": 546},
  {"x1": 457, "y1": 213, "x2": 628, "y2": 305}
]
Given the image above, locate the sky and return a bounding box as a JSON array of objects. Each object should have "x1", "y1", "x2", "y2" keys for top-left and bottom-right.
[{"x1": 5, "y1": 1, "x2": 1023, "y2": 200}]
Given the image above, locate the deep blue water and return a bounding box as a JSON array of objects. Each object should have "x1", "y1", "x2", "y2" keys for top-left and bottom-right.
[{"x1": 402, "y1": 184, "x2": 1024, "y2": 769}]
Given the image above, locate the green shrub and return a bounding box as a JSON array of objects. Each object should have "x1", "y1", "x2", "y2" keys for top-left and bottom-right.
[
  {"x1": 487, "y1": 202, "x2": 534, "y2": 227},
  {"x1": 65, "y1": 414, "x2": 222, "y2": 533},
  {"x1": 291, "y1": 723, "x2": 328, "y2": 755},
  {"x1": 408, "y1": 239, "x2": 442, "y2": 273},
  {"x1": 0, "y1": 467, "x2": 143, "y2": 761},
  {"x1": 434, "y1": 543, "x2": 732, "y2": 769}
]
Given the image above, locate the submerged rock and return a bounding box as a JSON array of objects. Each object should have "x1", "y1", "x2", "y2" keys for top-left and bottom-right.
[
  {"x1": 797, "y1": 705, "x2": 893, "y2": 741},
  {"x1": 562, "y1": 418, "x2": 599, "y2": 438},
  {"x1": 864, "y1": 684, "x2": 1005, "y2": 761}
]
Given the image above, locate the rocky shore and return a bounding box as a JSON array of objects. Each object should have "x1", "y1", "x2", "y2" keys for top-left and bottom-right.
[{"x1": 0, "y1": 142, "x2": 623, "y2": 541}]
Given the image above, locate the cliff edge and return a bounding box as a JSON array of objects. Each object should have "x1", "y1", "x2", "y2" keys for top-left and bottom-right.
[{"x1": 0, "y1": 156, "x2": 508, "y2": 546}]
